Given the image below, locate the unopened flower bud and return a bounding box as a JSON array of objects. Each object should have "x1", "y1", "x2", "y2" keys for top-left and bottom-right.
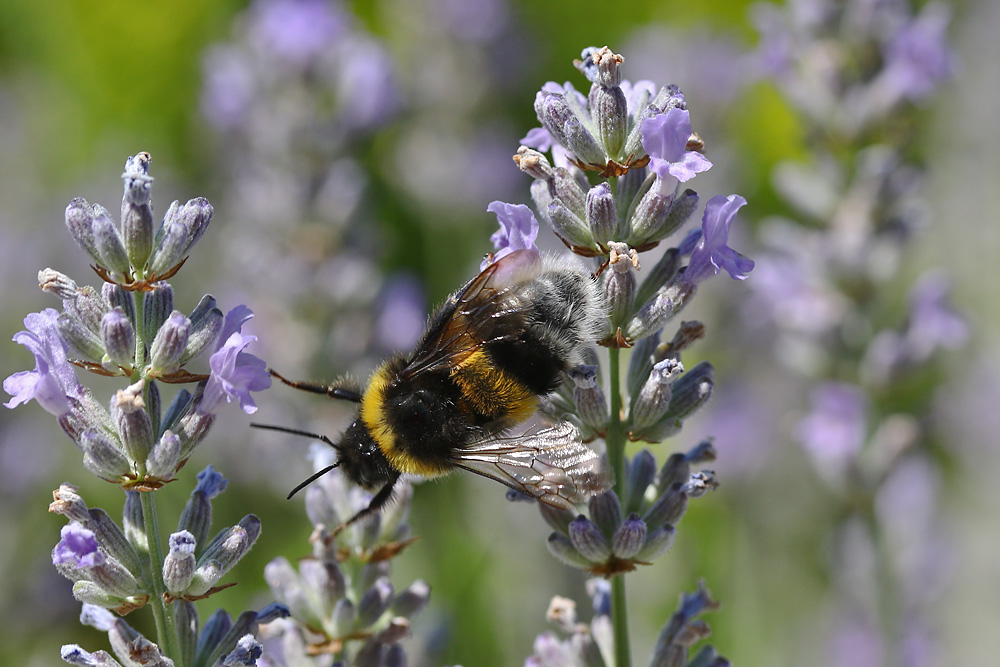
[
  {"x1": 625, "y1": 450, "x2": 657, "y2": 513},
  {"x1": 563, "y1": 115, "x2": 606, "y2": 167},
  {"x1": 86, "y1": 508, "x2": 142, "y2": 578},
  {"x1": 92, "y1": 205, "x2": 131, "y2": 276},
  {"x1": 604, "y1": 243, "x2": 638, "y2": 327},
  {"x1": 64, "y1": 198, "x2": 102, "y2": 263},
  {"x1": 357, "y1": 577, "x2": 394, "y2": 628},
  {"x1": 102, "y1": 283, "x2": 134, "y2": 323},
  {"x1": 331, "y1": 598, "x2": 356, "y2": 637},
  {"x1": 101, "y1": 308, "x2": 135, "y2": 369},
  {"x1": 80, "y1": 429, "x2": 130, "y2": 481},
  {"x1": 391, "y1": 579, "x2": 431, "y2": 618},
  {"x1": 123, "y1": 491, "x2": 146, "y2": 553},
  {"x1": 149, "y1": 311, "x2": 190, "y2": 374},
  {"x1": 178, "y1": 466, "x2": 228, "y2": 549},
  {"x1": 637, "y1": 523, "x2": 677, "y2": 561},
  {"x1": 546, "y1": 532, "x2": 591, "y2": 569},
  {"x1": 222, "y1": 635, "x2": 263, "y2": 667},
  {"x1": 180, "y1": 296, "x2": 223, "y2": 364},
  {"x1": 590, "y1": 82, "x2": 628, "y2": 158},
  {"x1": 149, "y1": 198, "x2": 214, "y2": 275},
  {"x1": 121, "y1": 152, "x2": 154, "y2": 270},
  {"x1": 626, "y1": 277, "x2": 696, "y2": 342},
  {"x1": 163, "y1": 530, "x2": 197, "y2": 594},
  {"x1": 586, "y1": 183, "x2": 618, "y2": 245},
  {"x1": 612, "y1": 513, "x2": 648, "y2": 559},
  {"x1": 568, "y1": 515, "x2": 611, "y2": 561},
  {"x1": 113, "y1": 381, "x2": 153, "y2": 463},
  {"x1": 659, "y1": 452, "x2": 691, "y2": 491},
  {"x1": 663, "y1": 361, "x2": 714, "y2": 422},
  {"x1": 631, "y1": 359, "x2": 685, "y2": 431},
  {"x1": 570, "y1": 365, "x2": 608, "y2": 430},
  {"x1": 588, "y1": 491, "x2": 622, "y2": 540},
  {"x1": 548, "y1": 200, "x2": 594, "y2": 249},
  {"x1": 644, "y1": 486, "x2": 689, "y2": 530},
  {"x1": 142, "y1": 283, "x2": 173, "y2": 345},
  {"x1": 514, "y1": 146, "x2": 554, "y2": 180},
  {"x1": 634, "y1": 248, "x2": 682, "y2": 309},
  {"x1": 58, "y1": 311, "x2": 105, "y2": 362},
  {"x1": 190, "y1": 515, "x2": 261, "y2": 595},
  {"x1": 146, "y1": 430, "x2": 181, "y2": 479},
  {"x1": 552, "y1": 167, "x2": 588, "y2": 219}
]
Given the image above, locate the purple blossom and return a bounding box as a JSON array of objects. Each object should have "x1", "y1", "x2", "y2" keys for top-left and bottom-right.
[
  {"x1": 797, "y1": 382, "x2": 868, "y2": 467},
  {"x1": 641, "y1": 108, "x2": 712, "y2": 186},
  {"x1": 881, "y1": 3, "x2": 955, "y2": 102},
  {"x1": 521, "y1": 127, "x2": 554, "y2": 152},
  {"x1": 248, "y1": 0, "x2": 345, "y2": 67},
  {"x1": 4, "y1": 309, "x2": 83, "y2": 416},
  {"x1": 200, "y1": 306, "x2": 271, "y2": 415},
  {"x1": 338, "y1": 38, "x2": 399, "y2": 129},
  {"x1": 201, "y1": 46, "x2": 256, "y2": 131},
  {"x1": 52, "y1": 524, "x2": 104, "y2": 569},
  {"x1": 481, "y1": 201, "x2": 539, "y2": 270},
  {"x1": 683, "y1": 195, "x2": 754, "y2": 286},
  {"x1": 374, "y1": 274, "x2": 426, "y2": 352},
  {"x1": 904, "y1": 271, "x2": 968, "y2": 360},
  {"x1": 195, "y1": 465, "x2": 229, "y2": 498}
]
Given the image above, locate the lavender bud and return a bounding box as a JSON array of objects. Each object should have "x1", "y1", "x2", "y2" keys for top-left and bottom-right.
[
  {"x1": 588, "y1": 491, "x2": 623, "y2": 540},
  {"x1": 626, "y1": 331, "x2": 660, "y2": 399},
  {"x1": 659, "y1": 452, "x2": 691, "y2": 491},
  {"x1": 60, "y1": 645, "x2": 121, "y2": 667},
  {"x1": 58, "y1": 311, "x2": 105, "y2": 362},
  {"x1": 586, "y1": 183, "x2": 618, "y2": 245},
  {"x1": 571, "y1": 365, "x2": 608, "y2": 430},
  {"x1": 631, "y1": 359, "x2": 685, "y2": 431},
  {"x1": 612, "y1": 513, "x2": 648, "y2": 559},
  {"x1": 628, "y1": 189, "x2": 671, "y2": 246},
  {"x1": 149, "y1": 198, "x2": 214, "y2": 275},
  {"x1": 546, "y1": 533, "x2": 591, "y2": 569},
  {"x1": 146, "y1": 431, "x2": 181, "y2": 479},
  {"x1": 71, "y1": 581, "x2": 127, "y2": 609},
  {"x1": 102, "y1": 283, "x2": 135, "y2": 323},
  {"x1": 625, "y1": 450, "x2": 657, "y2": 514},
  {"x1": 391, "y1": 579, "x2": 431, "y2": 618},
  {"x1": 123, "y1": 491, "x2": 146, "y2": 552},
  {"x1": 302, "y1": 558, "x2": 346, "y2": 614},
  {"x1": 514, "y1": 146, "x2": 555, "y2": 180},
  {"x1": 354, "y1": 641, "x2": 385, "y2": 667},
  {"x1": 87, "y1": 508, "x2": 142, "y2": 578},
  {"x1": 357, "y1": 577, "x2": 394, "y2": 628},
  {"x1": 539, "y1": 503, "x2": 576, "y2": 536},
  {"x1": 221, "y1": 635, "x2": 263, "y2": 667},
  {"x1": 87, "y1": 553, "x2": 140, "y2": 598},
  {"x1": 536, "y1": 91, "x2": 576, "y2": 149},
  {"x1": 113, "y1": 381, "x2": 153, "y2": 463},
  {"x1": 563, "y1": 115, "x2": 606, "y2": 167},
  {"x1": 552, "y1": 167, "x2": 588, "y2": 219},
  {"x1": 604, "y1": 243, "x2": 638, "y2": 327},
  {"x1": 161, "y1": 388, "x2": 192, "y2": 434},
  {"x1": 264, "y1": 558, "x2": 314, "y2": 623},
  {"x1": 637, "y1": 523, "x2": 677, "y2": 562},
  {"x1": 80, "y1": 429, "x2": 130, "y2": 481},
  {"x1": 38, "y1": 268, "x2": 79, "y2": 300},
  {"x1": 548, "y1": 201, "x2": 594, "y2": 249},
  {"x1": 644, "y1": 486, "x2": 689, "y2": 530},
  {"x1": 64, "y1": 198, "x2": 102, "y2": 263},
  {"x1": 626, "y1": 277, "x2": 696, "y2": 342},
  {"x1": 92, "y1": 205, "x2": 131, "y2": 276},
  {"x1": 685, "y1": 440, "x2": 717, "y2": 465},
  {"x1": 190, "y1": 515, "x2": 261, "y2": 594},
  {"x1": 149, "y1": 311, "x2": 191, "y2": 374},
  {"x1": 331, "y1": 598, "x2": 356, "y2": 637},
  {"x1": 617, "y1": 166, "x2": 650, "y2": 225},
  {"x1": 121, "y1": 153, "x2": 154, "y2": 270},
  {"x1": 179, "y1": 466, "x2": 228, "y2": 550},
  {"x1": 101, "y1": 308, "x2": 135, "y2": 369},
  {"x1": 175, "y1": 601, "x2": 198, "y2": 667},
  {"x1": 196, "y1": 609, "x2": 234, "y2": 667},
  {"x1": 181, "y1": 296, "x2": 223, "y2": 364},
  {"x1": 142, "y1": 283, "x2": 173, "y2": 346},
  {"x1": 657, "y1": 190, "x2": 700, "y2": 242},
  {"x1": 163, "y1": 530, "x2": 197, "y2": 594},
  {"x1": 663, "y1": 361, "x2": 714, "y2": 422},
  {"x1": 175, "y1": 409, "x2": 214, "y2": 461},
  {"x1": 590, "y1": 83, "x2": 628, "y2": 158},
  {"x1": 568, "y1": 515, "x2": 611, "y2": 562}
]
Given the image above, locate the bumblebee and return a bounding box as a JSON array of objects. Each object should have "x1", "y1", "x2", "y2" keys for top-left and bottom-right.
[{"x1": 254, "y1": 248, "x2": 610, "y2": 529}]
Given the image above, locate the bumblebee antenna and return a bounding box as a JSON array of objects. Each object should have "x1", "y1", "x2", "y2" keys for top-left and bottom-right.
[
  {"x1": 285, "y1": 462, "x2": 341, "y2": 499},
  {"x1": 249, "y1": 422, "x2": 342, "y2": 498},
  {"x1": 268, "y1": 369, "x2": 363, "y2": 403}
]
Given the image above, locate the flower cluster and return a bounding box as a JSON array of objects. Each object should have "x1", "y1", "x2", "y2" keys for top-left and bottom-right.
[
  {"x1": 490, "y1": 46, "x2": 744, "y2": 666},
  {"x1": 542, "y1": 444, "x2": 717, "y2": 576},
  {"x1": 5, "y1": 153, "x2": 274, "y2": 664},
  {"x1": 260, "y1": 445, "x2": 430, "y2": 666},
  {"x1": 526, "y1": 579, "x2": 728, "y2": 667}
]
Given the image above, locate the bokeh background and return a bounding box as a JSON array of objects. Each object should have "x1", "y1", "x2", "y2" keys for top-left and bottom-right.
[{"x1": 1, "y1": 0, "x2": 997, "y2": 665}]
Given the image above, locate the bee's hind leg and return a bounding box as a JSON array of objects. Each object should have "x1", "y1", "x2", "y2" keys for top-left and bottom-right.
[{"x1": 332, "y1": 474, "x2": 400, "y2": 536}]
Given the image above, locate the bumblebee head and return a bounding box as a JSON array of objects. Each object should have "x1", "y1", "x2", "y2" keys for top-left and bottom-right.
[{"x1": 333, "y1": 419, "x2": 395, "y2": 490}]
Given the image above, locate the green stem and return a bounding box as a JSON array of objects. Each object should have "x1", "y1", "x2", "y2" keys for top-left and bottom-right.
[
  {"x1": 607, "y1": 347, "x2": 631, "y2": 667},
  {"x1": 139, "y1": 490, "x2": 181, "y2": 662}
]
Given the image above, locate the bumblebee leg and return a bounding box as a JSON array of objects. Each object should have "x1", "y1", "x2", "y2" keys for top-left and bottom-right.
[
  {"x1": 332, "y1": 474, "x2": 400, "y2": 535},
  {"x1": 269, "y1": 368, "x2": 363, "y2": 403}
]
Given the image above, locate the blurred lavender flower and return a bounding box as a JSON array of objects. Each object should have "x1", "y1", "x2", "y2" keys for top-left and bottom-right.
[{"x1": 797, "y1": 382, "x2": 868, "y2": 472}]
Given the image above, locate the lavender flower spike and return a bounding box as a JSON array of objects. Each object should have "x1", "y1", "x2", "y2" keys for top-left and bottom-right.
[
  {"x1": 200, "y1": 306, "x2": 270, "y2": 415},
  {"x1": 5, "y1": 309, "x2": 83, "y2": 415},
  {"x1": 641, "y1": 108, "x2": 712, "y2": 190},
  {"x1": 481, "y1": 201, "x2": 540, "y2": 269},
  {"x1": 683, "y1": 195, "x2": 754, "y2": 286}
]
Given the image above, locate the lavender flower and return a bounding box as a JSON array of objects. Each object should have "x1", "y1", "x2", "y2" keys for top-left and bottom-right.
[
  {"x1": 482, "y1": 201, "x2": 540, "y2": 269},
  {"x1": 683, "y1": 195, "x2": 754, "y2": 286},
  {"x1": 641, "y1": 109, "x2": 713, "y2": 187},
  {"x1": 5, "y1": 309, "x2": 84, "y2": 415},
  {"x1": 201, "y1": 306, "x2": 271, "y2": 415}
]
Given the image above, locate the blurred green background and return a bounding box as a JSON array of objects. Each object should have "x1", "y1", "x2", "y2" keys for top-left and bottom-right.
[{"x1": 1, "y1": 0, "x2": 998, "y2": 665}]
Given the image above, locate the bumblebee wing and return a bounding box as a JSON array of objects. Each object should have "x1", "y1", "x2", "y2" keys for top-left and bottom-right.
[
  {"x1": 401, "y1": 249, "x2": 543, "y2": 378},
  {"x1": 450, "y1": 421, "x2": 610, "y2": 509}
]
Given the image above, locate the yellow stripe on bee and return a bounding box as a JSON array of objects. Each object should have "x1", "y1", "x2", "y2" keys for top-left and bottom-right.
[
  {"x1": 360, "y1": 361, "x2": 450, "y2": 477},
  {"x1": 451, "y1": 348, "x2": 538, "y2": 424}
]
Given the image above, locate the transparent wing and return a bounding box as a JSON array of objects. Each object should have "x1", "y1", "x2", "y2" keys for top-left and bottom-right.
[
  {"x1": 401, "y1": 249, "x2": 541, "y2": 379},
  {"x1": 451, "y1": 421, "x2": 610, "y2": 509}
]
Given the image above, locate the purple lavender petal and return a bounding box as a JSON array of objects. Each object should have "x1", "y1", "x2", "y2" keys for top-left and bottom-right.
[
  {"x1": 52, "y1": 524, "x2": 104, "y2": 569},
  {"x1": 641, "y1": 109, "x2": 712, "y2": 184},
  {"x1": 248, "y1": 0, "x2": 345, "y2": 67},
  {"x1": 481, "y1": 201, "x2": 539, "y2": 269},
  {"x1": 4, "y1": 309, "x2": 83, "y2": 415},
  {"x1": 684, "y1": 195, "x2": 754, "y2": 285},
  {"x1": 904, "y1": 271, "x2": 968, "y2": 359},
  {"x1": 882, "y1": 3, "x2": 955, "y2": 101},
  {"x1": 200, "y1": 307, "x2": 271, "y2": 415},
  {"x1": 520, "y1": 127, "x2": 554, "y2": 152}
]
